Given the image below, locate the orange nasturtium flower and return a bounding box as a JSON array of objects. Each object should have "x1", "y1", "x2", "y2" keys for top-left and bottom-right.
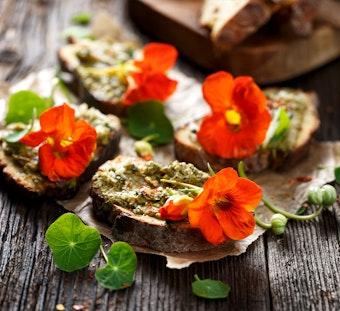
[
  {"x1": 20, "y1": 103, "x2": 97, "y2": 182},
  {"x1": 197, "y1": 71, "x2": 272, "y2": 159},
  {"x1": 188, "y1": 167, "x2": 262, "y2": 245},
  {"x1": 123, "y1": 42, "x2": 178, "y2": 105},
  {"x1": 159, "y1": 194, "x2": 193, "y2": 221}
]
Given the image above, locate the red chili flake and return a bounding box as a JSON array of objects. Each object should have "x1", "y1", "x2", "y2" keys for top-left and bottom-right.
[
  {"x1": 296, "y1": 176, "x2": 312, "y2": 182},
  {"x1": 287, "y1": 179, "x2": 295, "y2": 186},
  {"x1": 87, "y1": 272, "x2": 94, "y2": 281}
]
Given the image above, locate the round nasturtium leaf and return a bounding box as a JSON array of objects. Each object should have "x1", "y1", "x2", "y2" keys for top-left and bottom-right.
[
  {"x1": 127, "y1": 100, "x2": 174, "y2": 145},
  {"x1": 5, "y1": 90, "x2": 49, "y2": 125},
  {"x1": 95, "y1": 242, "x2": 137, "y2": 290},
  {"x1": 46, "y1": 213, "x2": 102, "y2": 272},
  {"x1": 192, "y1": 275, "x2": 230, "y2": 299}
]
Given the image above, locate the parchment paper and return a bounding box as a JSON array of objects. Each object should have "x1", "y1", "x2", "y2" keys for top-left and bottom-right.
[{"x1": 1, "y1": 69, "x2": 339, "y2": 269}]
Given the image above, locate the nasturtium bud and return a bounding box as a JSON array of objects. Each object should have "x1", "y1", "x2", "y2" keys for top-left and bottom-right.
[
  {"x1": 270, "y1": 213, "x2": 288, "y2": 235},
  {"x1": 321, "y1": 185, "x2": 337, "y2": 206},
  {"x1": 134, "y1": 140, "x2": 154, "y2": 159},
  {"x1": 307, "y1": 186, "x2": 323, "y2": 206}
]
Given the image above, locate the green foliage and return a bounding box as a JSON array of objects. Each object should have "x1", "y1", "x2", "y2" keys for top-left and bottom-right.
[
  {"x1": 262, "y1": 107, "x2": 290, "y2": 148},
  {"x1": 192, "y1": 274, "x2": 230, "y2": 299},
  {"x1": 71, "y1": 12, "x2": 92, "y2": 25},
  {"x1": 95, "y1": 242, "x2": 137, "y2": 290},
  {"x1": 5, "y1": 90, "x2": 49, "y2": 125},
  {"x1": 127, "y1": 100, "x2": 174, "y2": 145},
  {"x1": 46, "y1": 213, "x2": 102, "y2": 272},
  {"x1": 335, "y1": 167, "x2": 340, "y2": 184}
]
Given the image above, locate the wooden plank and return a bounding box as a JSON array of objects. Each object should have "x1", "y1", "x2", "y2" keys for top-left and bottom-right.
[
  {"x1": 128, "y1": 0, "x2": 340, "y2": 84},
  {"x1": 1, "y1": 0, "x2": 340, "y2": 310}
]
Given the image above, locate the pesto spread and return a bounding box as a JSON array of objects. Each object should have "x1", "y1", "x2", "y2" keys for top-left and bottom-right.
[
  {"x1": 92, "y1": 158, "x2": 210, "y2": 218},
  {"x1": 70, "y1": 39, "x2": 140, "y2": 102}
]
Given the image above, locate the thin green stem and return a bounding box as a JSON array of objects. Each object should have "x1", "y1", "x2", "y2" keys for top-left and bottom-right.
[
  {"x1": 261, "y1": 196, "x2": 324, "y2": 221},
  {"x1": 254, "y1": 213, "x2": 272, "y2": 229},
  {"x1": 100, "y1": 244, "x2": 108, "y2": 263},
  {"x1": 238, "y1": 161, "x2": 324, "y2": 221}
]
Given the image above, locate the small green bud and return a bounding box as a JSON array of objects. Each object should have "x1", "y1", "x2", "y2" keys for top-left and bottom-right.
[
  {"x1": 270, "y1": 214, "x2": 288, "y2": 235},
  {"x1": 321, "y1": 185, "x2": 337, "y2": 206},
  {"x1": 134, "y1": 140, "x2": 154, "y2": 160},
  {"x1": 307, "y1": 186, "x2": 323, "y2": 206}
]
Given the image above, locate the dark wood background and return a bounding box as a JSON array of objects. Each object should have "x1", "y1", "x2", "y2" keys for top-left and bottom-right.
[{"x1": 0, "y1": 1, "x2": 339, "y2": 310}]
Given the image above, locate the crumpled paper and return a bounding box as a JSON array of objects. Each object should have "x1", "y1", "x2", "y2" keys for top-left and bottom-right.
[{"x1": 1, "y1": 69, "x2": 339, "y2": 269}]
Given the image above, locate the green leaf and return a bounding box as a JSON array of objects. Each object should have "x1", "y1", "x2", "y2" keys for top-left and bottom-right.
[
  {"x1": 46, "y1": 213, "x2": 101, "y2": 272},
  {"x1": 192, "y1": 274, "x2": 230, "y2": 299},
  {"x1": 335, "y1": 167, "x2": 340, "y2": 184},
  {"x1": 71, "y1": 12, "x2": 92, "y2": 25},
  {"x1": 95, "y1": 242, "x2": 137, "y2": 290},
  {"x1": 127, "y1": 100, "x2": 174, "y2": 145},
  {"x1": 5, "y1": 90, "x2": 49, "y2": 125},
  {"x1": 262, "y1": 107, "x2": 290, "y2": 148},
  {"x1": 5, "y1": 108, "x2": 36, "y2": 143}
]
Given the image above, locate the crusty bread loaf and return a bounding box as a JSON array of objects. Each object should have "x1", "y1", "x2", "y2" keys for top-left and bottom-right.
[
  {"x1": 58, "y1": 38, "x2": 139, "y2": 116},
  {"x1": 200, "y1": 0, "x2": 283, "y2": 51},
  {"x1": 0, "y1": 104, "x2": 122, "y2": 199},
  {"x1": 174, "y1": 88, "x2": 320, "y2": 173},
  {"x1": 200, "y1": 0, "x2": 319, "y2": 51},
  {"x1": 89, "y1": 155, "x2": 229, "y2": 253}
]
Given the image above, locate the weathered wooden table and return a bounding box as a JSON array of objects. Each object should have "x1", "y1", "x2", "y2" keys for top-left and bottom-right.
[{"x1": 1, "y1": 1, "x2": 340, "y2": 310}]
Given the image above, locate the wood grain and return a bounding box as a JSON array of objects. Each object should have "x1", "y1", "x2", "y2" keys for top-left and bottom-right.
[{"x1": 0, "y1": 0, "x2": 340, "y2": 310}]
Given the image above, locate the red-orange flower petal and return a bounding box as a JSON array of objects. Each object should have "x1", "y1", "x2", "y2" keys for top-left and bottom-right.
[
  {"x1": 202, "y1": 71, "x2": 235, "y2": 114},
  {"x1": 197, "y1": 71, "x2": 272, "y2": 159},
  {"x1": 159, "y1": 195, "x2": 192, "y2": 221},
  {"x1": 123, "y1": 42, "x2": 178, "y2": 106},
  {"x1": 188, "y1": 167, "x2": 262, "y2": 245},
  {"x1": 134, "y1": 42, "x2": 178, "y2": 73},
  {"x1": 20, "y1": 103, "x2": 97, "y2": 182},
  {"x1": 123, "y1": 72, "x2": 177, "y2": 105}
]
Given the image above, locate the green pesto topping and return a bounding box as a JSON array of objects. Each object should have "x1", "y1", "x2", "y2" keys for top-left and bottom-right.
[
  {"x1": 92, "y1": 159, "x2": 210, "y2": 218},
  {"x1": 72, "y1": 39, "x2": 140, "y2": 102}
]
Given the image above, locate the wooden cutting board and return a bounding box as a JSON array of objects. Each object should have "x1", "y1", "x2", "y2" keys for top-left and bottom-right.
[{"x1": 128, "y1": 0, "x2": 340, "y2": 84}]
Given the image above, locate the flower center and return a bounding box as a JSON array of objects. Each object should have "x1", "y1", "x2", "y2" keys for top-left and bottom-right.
[
  {"x1": 216, "y1": 196, "x2": 233, "y2": 211},
  {"x1": 225, "y1": 109, "x2": 241, "y2": 132},
  {"x1": 225, "y1": 109, "x2": 241, "y2": 125}
]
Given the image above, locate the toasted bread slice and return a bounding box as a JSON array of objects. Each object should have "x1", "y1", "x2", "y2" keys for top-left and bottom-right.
[
  {"x1": 89, "y1": 155, "x2": 228, "y2": 253},
  {"x1": 0, "y1": 104, "x2": 122, "y2": 199},
  {"x1": 174, "y1": 88, "x2": 320, "y2": 173},
  {"x1": 58, "y1": 38, "x2": 139, "y2": 116}
]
